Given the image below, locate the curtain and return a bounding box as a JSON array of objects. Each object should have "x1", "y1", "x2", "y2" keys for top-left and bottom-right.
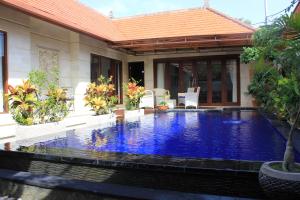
[
  {"x1": 157, "y1": 63, "x2": 165, "y2": 88},
  {"x1": 227, "y1": 59, "x2": 237, "y2": 102}
]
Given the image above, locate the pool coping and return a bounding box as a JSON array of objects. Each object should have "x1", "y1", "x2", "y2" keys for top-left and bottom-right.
[{"x1": 0, "y1": 149, "x2": 262, "y2": 175}]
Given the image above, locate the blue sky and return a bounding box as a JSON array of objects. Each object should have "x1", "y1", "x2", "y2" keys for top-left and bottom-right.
[{"x1": 80, "y1": 0, "x2": 295, "y2": 26}]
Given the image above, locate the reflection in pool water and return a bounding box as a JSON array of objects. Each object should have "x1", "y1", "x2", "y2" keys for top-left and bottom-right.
[
  {"x1": 222, "y1": 120, "x2": 245, "y2": 125},
  {"x1": 16, "y1": 111, "x2": 300, "y2": 162},
  {"x1": 89, "y1": 129, "x2": 108, "y2": 148}
]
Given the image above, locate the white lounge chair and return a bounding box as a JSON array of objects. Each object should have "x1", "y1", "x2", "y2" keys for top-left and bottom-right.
[
  {"x1": 139, "y1": 90, "x2": 154, "y2": 108},
  {"x1": 185, "y1": 87, "x2": 200, "y2": 109},
  {"x1": 153, "y1": 88, "x2": 170, "y2": 106}
]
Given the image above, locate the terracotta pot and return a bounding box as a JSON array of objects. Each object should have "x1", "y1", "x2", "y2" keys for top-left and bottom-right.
[
  {"x1": 252, "y1": 99, "x2": 260, "y2": 107},
  {"x1": 157, "y1": 105, "x2": 169, "y2": 111}
]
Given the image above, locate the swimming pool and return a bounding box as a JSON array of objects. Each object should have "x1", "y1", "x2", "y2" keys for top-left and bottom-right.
[{"x1": 16, "y1": 110, "x2": 300, "y2": 162}]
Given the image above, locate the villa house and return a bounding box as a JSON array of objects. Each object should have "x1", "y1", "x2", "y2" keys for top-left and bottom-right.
[{"x1": 0, "y1": 0, "x2": 255, "y2": 116}]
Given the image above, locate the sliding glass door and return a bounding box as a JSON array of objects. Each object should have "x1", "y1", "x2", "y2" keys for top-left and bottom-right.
[
  {"x1": 211, "y1": 60, "x2": 223, "y2": 104},
  {"x1": 154, "y1": 56, "x2": 240, "y2": 106},
  {"x1": 0, "y1": 31, "x2": 7, "y2": 113},
  {"x1": 196, "y1": 61, "x2": 208, "y2": 104},
  {"x1": 90, "y1": 54, "x2": 122, "y2": 103}
]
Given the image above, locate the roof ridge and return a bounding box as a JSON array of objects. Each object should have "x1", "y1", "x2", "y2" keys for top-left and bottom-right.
[
  {"x1": 293, "y1": 1, "x2": 300, "y2": 13},
  {"x1": 74, "y1": 0, "x2": 110, "y2": 20},
  {"x1": 113, "y1": 6, "x2": 205, "y2": 21},
  {"x1": 207, "y1": 8, "x2": 256, "y2": 32},
  {"x1": 73, "y1": 0, "x2": 127, "y2": 40}
]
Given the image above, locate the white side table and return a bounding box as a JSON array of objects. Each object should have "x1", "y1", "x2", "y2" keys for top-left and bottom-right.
[{"x1": 178, "y1": 93, "x2": 185, "y2": 106}]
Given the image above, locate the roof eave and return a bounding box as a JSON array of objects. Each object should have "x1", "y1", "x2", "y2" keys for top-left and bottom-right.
[
  {"x1": 112, "y1": 32, "x2": 254, "y2": 44},
  {"x1": 0, "y1": 1, "x2": 115, "y2": 43}
]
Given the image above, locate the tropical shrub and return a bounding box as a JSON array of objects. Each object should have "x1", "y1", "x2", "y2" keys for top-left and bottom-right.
[
  {"x1": 29, "y1": 68, "x2": 60, "y2": 94},
  {"x1": 240, "y1": 47, "x2": 261, "y2": 64},
  {"x1": 241, "y1": 7, "x2": 300, "y2": 171},
  {"x1": 242, "y1": 12, "x2": 300, "y2": 123},
  {"x1": 44, "y1": 87, "x2": 70, "y2": 122},
  {"x1": 247, "y1": 65, "x2": 280, "y2": 112},
  {"x1": 8, "y1": 80, "x2": 38, "y2": 125},
  {"x1": 84, "y1": 76, "x2": 118, "y2": 115},
  {"x1": 124, "y1": 79, "x2": 145, "y2": 110},
  {"x1": 8, "y1": 69, "x2": 71, "y2": 125}
]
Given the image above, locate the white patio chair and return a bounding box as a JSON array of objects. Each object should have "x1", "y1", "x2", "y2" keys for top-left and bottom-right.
[
  {"x1": 139, "y1": 90, "x2": 154, "y2": 108},
  {"x1": 185, "y1": 87, "x2": 200, "y2": 109},
  {"x1": 153, "y1": 88, "x2": 170, "y2": 105}
]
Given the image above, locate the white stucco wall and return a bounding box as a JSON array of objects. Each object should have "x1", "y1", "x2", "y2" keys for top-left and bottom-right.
[
  {"x1": 30, "y1": 18, "x2": 73, "y2": 89},
  {"x1": 0, "y1": 6, "x2": 32, "y2": 86},
  {"x1": 74, "y1": 35, "x2": 128, "y2": 111}
]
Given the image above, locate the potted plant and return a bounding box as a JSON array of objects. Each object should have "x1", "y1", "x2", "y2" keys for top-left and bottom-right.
[
  {"x1": 123, "y1": 79, "x2": 145, "y2": 118},
  {"x1": 156, "y1": 101, "x2": 169, "y2": 111},
  {"x1": 259, "y1": 107, "x2": 300, "y2": 199},
  {"x1": 84, "y1": 76, "x2": 118, "y2": 125},
  {"x1": 241, "y1": 9, "x2": 300, "y2": 198}
]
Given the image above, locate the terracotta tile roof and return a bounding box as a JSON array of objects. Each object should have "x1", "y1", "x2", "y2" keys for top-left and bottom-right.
[
  {"x1": 0, "y1": 0, "x2": 125, "y2": 41},
  {"x1": 294, "y1": 2, "x2": 300, "y2": 14},
  {"x1": 0, "y1": 0, "x2": 254, "y2": 43},
  {"x1": 113, "y1": 7, "x2": 255, "y2": 41}
]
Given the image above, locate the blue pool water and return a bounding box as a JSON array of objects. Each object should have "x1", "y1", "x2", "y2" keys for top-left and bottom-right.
[{"x1": 29, "y1": 111, "x2": 300, "y2": 162}]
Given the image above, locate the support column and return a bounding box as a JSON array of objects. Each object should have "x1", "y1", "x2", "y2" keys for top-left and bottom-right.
[
  {"x1": 69, "y1": 32, "x2": 88, "y2": 112},
  {"x1": 144, "y1": 57, "x2": 154, "y2": 90}
]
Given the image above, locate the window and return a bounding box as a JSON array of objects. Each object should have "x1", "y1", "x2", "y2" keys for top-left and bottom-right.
[
  {"x1": 90, "y1": 54, "x2": 122, "y2": 103},
  {"x1": 128, "y1": 62, "x2": 144, "y2": 86},
  {"x1": 0, "y1": 31, "x2": 7, "y2": 113}
]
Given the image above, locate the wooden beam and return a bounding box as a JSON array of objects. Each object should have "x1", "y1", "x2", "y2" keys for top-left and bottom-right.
[
  {"x1": 129, "y1": 40, "x2": 249, "y2": 52},
  {"x1": 111, "y1": 37, "x2": 251, "y2": 49}
]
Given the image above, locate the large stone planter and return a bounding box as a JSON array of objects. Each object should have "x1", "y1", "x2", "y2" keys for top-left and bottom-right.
[
  {"x1": 124, "y1": 109, "x2": 144, "y2": 119},
  {"x1": 16, "y1": 122, "x2": 65, "y2": 141},
  {"x1": 15, "y1": 113, "x2": 116, "y2": 141},
  {"x1": 86, "y1": 113, "x2": 116, "y2": 126},
  {"x1": 259, "y1": 161, "x2": 300, "y2": 199}
]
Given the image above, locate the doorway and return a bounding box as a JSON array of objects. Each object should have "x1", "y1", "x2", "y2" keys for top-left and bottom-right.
[
  {"x1": 154, "y1": 56, "x2": 240, "y2": 106},
  {"x1": 128, "y1": 62, "x2": 144, "y2": 86}
]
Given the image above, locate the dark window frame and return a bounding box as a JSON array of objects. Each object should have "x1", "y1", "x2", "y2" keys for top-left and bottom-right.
[
  {"x1": 0, "y1": 30, "x2": 8, "y2": 113},
  {"x1": 90, "y1": 54, "x2": 123, "y2": 103}
]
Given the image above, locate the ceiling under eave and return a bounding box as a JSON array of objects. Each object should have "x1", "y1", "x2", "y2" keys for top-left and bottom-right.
[{"x1": 111, "y1": 33, "x2": 252, "y2": 54}]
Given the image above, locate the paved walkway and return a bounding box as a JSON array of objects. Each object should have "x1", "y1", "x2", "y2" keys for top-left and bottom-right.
[
  {"x1": 0, "y1": 197, "x2": 21, "y2": 200},
  {"x1": 0, "y1": 169, "x2": 261, "y2": 200}
]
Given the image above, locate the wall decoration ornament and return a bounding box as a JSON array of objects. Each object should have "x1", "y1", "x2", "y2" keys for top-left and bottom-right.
[{"x1": 38, "y1": 47, "x2": 59, "y2": 82}]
